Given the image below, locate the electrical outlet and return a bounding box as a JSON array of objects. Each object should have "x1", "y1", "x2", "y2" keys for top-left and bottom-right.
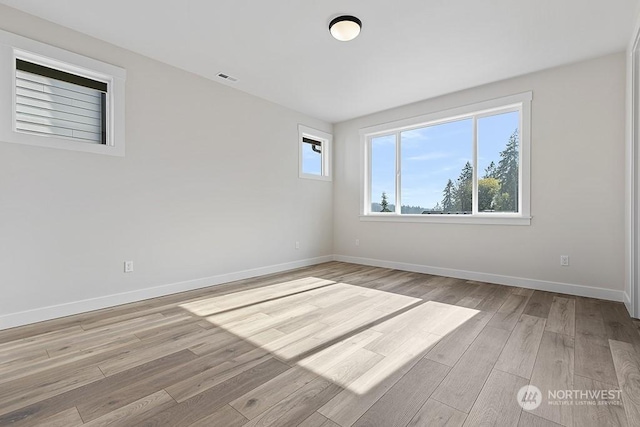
[
  {"x1": 560, "y1": 255, "x2": 569, "y2": 266},
  {"x1": 295, "y1": 241, "x2": 300, "y2": 250},
  {"x1": 355, "y1": 239, "x2": 360, "y2": 246},
  {"x1": 124, "y1": 261, "x2": 134, "y2": 273}
]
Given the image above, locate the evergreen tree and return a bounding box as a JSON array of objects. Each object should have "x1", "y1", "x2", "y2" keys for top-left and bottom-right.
[
  {"x1": 484, "y1": 161, "x2": 497, "y2": 179},
  {"x1": 433, "y1": 202, "x2": 442, "y2": 212},
  {"x1": 442, "y1": 179, "x2": 455, "y2": 213},
  {"x1": 494, "y1": 129, "x2": 519, "y2": 212},
  {"x1": 380, "y1": 192, "x2": 391, "y2": 212},
  {"x1": 454, "y1": 162, "x2": 473, "y2": 213}
]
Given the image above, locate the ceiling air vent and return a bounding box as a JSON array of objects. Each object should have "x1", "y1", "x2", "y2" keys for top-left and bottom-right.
[{"x1": 217, "y1": 72, "x2": 238, "y2": 82}]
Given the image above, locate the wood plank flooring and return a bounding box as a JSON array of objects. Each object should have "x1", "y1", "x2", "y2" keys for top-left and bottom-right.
[{"x1": 1, "y1": 262, "x2": 639, "y2": 426}]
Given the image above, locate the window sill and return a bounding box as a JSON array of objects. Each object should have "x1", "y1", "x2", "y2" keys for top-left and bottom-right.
[
  {"x1": 1, "y1": 130, "x2": 125, "y2": 156},
  {"x1": 299, "y1": 173, "x2": 332, "y2": 182},
  {"x1": 359, "y1": 214, "x2": 531, "y2": 225}
]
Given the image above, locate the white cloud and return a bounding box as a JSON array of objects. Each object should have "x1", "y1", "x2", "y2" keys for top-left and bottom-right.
[
  {"x1": 401, "y1": 129, "x2": 429, "y2": 141},
  {"x1": 406, "y1": 151, "x2": 450, "y2": 161}
]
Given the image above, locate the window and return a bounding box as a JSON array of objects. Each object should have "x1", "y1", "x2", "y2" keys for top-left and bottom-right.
[
  {"x1": 0, "y1": 29, "x2": 126, "y2": 156},
  {"x1": 16, "y1": 59, "x2": 107, "y2": 144},
  {"x1": 299, "y1": 125, "x2": 331, "y2": 181},
  {"x1": 361, "y1": 92, "x2": 532, "y2": 225}
]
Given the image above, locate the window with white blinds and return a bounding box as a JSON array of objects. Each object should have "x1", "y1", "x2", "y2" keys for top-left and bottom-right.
[
  {"x1": 16, "y1": 59, "x2": 107, "y2": 144},
  {"x1": 0, "y1": 29, "x2": 126, "y2": 156}
]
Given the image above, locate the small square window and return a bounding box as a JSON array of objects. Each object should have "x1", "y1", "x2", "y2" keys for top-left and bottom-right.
[{"x1": 299, "y1": 125, "x2": 331, "y2": 181}]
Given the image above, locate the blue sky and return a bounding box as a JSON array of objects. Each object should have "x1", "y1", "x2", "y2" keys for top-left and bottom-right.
[
  {"x1": 371, "y1": 111, "x2": 519, "y2": 209},
  {"x1": 302, "y1": 142, "x2": 322, "y2": 175}
]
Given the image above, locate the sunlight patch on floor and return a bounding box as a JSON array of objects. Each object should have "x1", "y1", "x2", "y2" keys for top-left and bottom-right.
[
  {"x1": 179, "y1": 277, "x2": 336, "y2": 317},
  {"x1": 180, "y1": 277, "x2": 479, "y2": 394}
]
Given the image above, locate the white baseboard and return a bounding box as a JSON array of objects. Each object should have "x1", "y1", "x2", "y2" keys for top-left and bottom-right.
[
  {"x1": 623, "y1": 291, "x2": 634, "y2": 316},
  {"x1": 334, "y1": 255, "x2": 625, "y2": 302},
  {"x1": 0, "y1": 255, "x2": 334, "y2": 331},
  {"x1": 1, "y1": 253, "x2": 628, "y2": 331}
]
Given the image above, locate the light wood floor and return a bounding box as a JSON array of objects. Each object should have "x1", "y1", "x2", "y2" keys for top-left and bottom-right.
[{"x1": 1, "y1": 262, "x2": 640, "y2": 427}]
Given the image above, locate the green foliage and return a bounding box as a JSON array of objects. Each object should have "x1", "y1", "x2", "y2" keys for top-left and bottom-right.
[
  {"x1": 401, "y1": 205, "x2": 428, "y2": 214},
  {"x1": 380, "y1": 191, "x2": 391, "y2": 212},
  {"x1": 442, "y1": 179, "x2": 455, "y2": 212},
  {"x1": 478, "y1": 177, "x2": 500, "y2": 211},
  {"x1": 494, "y1": 130, "x2": 519, "y2": 212},
  {"x1": 438, "y1": 129, "x2": 519, "y2": 213},
  {"x1": 484, "y1": 161, "x2": 497, "y2": 179},
  {"x1": 494, "y1": 192, "x2": 513, "y2": 212},
  {"x1": 453, "y1": 161, "x2": 473, "y2": 213}
]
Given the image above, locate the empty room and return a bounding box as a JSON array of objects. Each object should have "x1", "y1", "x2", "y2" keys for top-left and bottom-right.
[{"x1": 2, "y1": 1, "x2": 640, "y2": 426}]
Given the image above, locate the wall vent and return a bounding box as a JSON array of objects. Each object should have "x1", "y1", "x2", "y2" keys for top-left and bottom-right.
[{"x1": 217, "y1": 72, "x2": 238, "y2": 82}]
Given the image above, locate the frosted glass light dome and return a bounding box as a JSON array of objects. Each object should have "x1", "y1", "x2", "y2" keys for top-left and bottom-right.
[{"x1": 329, "y1": 16, "x2": 362, "y2": 41}]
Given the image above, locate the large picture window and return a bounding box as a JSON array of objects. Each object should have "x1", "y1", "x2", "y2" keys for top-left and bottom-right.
[{"x1": 361, "y1": 92, "x2": 531, "y2": 225}]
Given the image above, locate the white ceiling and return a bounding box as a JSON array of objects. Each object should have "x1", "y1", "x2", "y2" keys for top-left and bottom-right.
[{"x1": 1, "y1": 0, "x2": 638, "y2": 123}]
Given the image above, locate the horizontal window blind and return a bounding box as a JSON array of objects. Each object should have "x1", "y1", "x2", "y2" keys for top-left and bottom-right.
[
  {"x1": 15, "y1": 60, "x2": 107, "y2": 144},
  {"x1": 302, "y1": 136, "x2": 323, "y2": 153}
]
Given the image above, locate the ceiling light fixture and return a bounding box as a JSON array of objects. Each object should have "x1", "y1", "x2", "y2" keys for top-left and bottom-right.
[{"x1": 329, "y1": 15, "x2": 362, "y2": 42}]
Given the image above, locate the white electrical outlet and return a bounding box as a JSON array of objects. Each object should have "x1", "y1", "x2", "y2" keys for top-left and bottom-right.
[
  {"x1": 124, "y1": 261, "x2": 134, "y2": 273},
  {"x1": 355, "y1": 239, "x2": 360, "y2": 246},
  {"x1": 295, "y1": 241, "x2": 300, "y2": 250},
  {"x1": 560, "y1": 255, "x2": 569, "y2": 266}
]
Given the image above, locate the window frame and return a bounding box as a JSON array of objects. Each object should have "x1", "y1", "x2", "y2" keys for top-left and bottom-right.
[
  {"x1": 299, "y1": 124, "x2": 332, "y2": 181},
  {"x1": 360, "y1": 92, "x2": 532, "y2": 225},
  {"x1": 0, "y1": 29, "x2": 126, "y2": 156}
]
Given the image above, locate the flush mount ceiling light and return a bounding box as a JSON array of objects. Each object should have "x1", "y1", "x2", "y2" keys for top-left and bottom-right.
[{"x1": 329, "y1": 15, "x2": 362, "y2": 41}]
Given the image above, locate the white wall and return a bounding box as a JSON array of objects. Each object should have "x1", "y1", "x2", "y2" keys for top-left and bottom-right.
[
  {"x1": 0, "y1": 5, "x2": 333, "y2": 329},
  {"x1": 626, "y1": 11, "x2": 640, "y2": 318},
  {"x1": 334, "y1": 53, "x2": 626, "y2": 300}
]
